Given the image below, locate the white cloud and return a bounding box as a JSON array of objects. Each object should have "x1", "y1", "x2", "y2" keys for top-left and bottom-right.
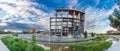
[
  {"x1": 0, "y1": 22, "x2": 7, "y2": 26},
  {"x1": 39, "y1": 17, "x2": 50, "y2": 30},
  {"x1": 85, "y1": 5, "x2": 118, "y2": 33},
  {"x1": 0, "y1": 0, "x2": 118, "y2": 33},
  {"x1": 67, "y1": 0, "x2": 78, "y2": 8},
  {"x1": 0, "y1": 0, "x2": 52, "y2": 30},
  {"x1": 0, "y1": 0, "x2": 43, "y2": 18},
  {"x1": 94, "y1": 0, "x2": 100, "y2": 5}
]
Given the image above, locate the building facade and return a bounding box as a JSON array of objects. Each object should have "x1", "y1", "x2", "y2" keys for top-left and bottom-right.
[
  {"x1": 29, "y1": 28, "x2": 38, "y2": 34},
  {"x1": 50, "y1": 8, "x2": 85, "y2": 37}
]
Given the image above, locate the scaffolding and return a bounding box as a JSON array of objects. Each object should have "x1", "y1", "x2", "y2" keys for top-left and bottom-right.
[{"x1": 50, "y1": 8, "x2": 85, "y2": 37}]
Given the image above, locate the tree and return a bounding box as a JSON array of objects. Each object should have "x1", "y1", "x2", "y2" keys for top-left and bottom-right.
[
  {"x1": 84, "y1": 31, "x2": 87, "y2": 38},
  {"x1": 91, "y1": 32, "x2": 95, "y2": 37},
  {"x1": 23, "y1": 31, "x2": 30, "y2": 34},
  {"x1": 32, "y1": 34, "x2": 36, "y2": 43},
  {"x1": 109, "y1": 8, "x2": 120, "y2": 31},
  {"x1": 117, "y1": 0, "x2": 120, "y2": 8}
]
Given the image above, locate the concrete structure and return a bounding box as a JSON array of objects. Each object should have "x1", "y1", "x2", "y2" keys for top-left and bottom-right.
[{"x1": 50, "y1": 8, "x2": 85, "y2": 37}]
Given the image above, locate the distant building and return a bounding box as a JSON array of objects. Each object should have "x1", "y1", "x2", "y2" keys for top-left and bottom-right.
[
  {"x1": 6, "y1": 31, "x2": 11, "y2": 33},
  {"x1": 107, "y1": 30, "x2": 114, "y2": 34},
  {"x1": 29, "y1": 28, "x2": 38, "y2": 33},
  {"x1": 107, "y1": 30, "x2": 120, "y2": 34},
  {"x1": 0, "y1": 29, "x2": 4, "y2": 32}
]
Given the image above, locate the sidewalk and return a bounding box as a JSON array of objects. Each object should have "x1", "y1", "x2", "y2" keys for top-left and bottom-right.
[
  {"x1": 0, "y1": 40, "x2": 9, "y2": 51},
  {"x1": 0, "y1": 35, "x2": 9, "y2": 51},
  {"x1": 106, "y1": 40, "x2": 120, "y2": 51}
]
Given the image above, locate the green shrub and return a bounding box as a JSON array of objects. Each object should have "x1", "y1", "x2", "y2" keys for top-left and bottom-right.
[
  {"x1": 69, "y1": 41, "x2": 112, "y2": 51},
  {"x1": 108, "y1": 32, "x2": 120, "y2": 35},
  {"x1": 69, "y1": 35, "x2": 112, "y2": 51},
  {"x1": 13, "y1": 33, "x2": 18, "y2": 37},
  {"x1": 2, "y1": 36, "x2": 44, "y2": 51},
  {"x1": 92, "y1": 35, "x2": 108, "y2": 41},
  {"x1": 22, "y1": 31, "x2": 30, "y2": 34},
  {"x1": 84, "y1": 31, "x2": 87, "y2": 38}
]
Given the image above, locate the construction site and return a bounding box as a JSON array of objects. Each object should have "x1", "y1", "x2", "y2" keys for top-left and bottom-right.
[
  {"x1": 50, "y1": 8, "x2": 85, "y2": 38},
  {"x1": 17, "y1": 8, "x2": 86, "y2": 43}
]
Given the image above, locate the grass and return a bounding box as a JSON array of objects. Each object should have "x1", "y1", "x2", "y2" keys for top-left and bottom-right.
[
  {"x1": 1, "y1": 36, "x2": 45, "y2": 51},
  {"x1": 69, "y1": 35, "x2": 112, "y2": 51}
]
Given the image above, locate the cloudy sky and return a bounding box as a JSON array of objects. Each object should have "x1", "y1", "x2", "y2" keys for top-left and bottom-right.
[{"x1": 0, "y1": 0, "x2": 118, "y2": 33}]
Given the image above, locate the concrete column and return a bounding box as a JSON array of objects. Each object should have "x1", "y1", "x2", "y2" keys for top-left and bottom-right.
[
  {"x1": 72, "y1": 11, "x2": 75, "y2": 37},
  {"x1": 67, "y1": 11, "x2": 69, "y2": 36},
  {"x1": 55, "y1": 12, "x2": 57, "y2": 35}
]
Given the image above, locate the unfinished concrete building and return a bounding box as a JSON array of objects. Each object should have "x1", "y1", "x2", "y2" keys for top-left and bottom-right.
[{"x1": 50, "y1": 8, "x2": 85, "y2": 37}]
